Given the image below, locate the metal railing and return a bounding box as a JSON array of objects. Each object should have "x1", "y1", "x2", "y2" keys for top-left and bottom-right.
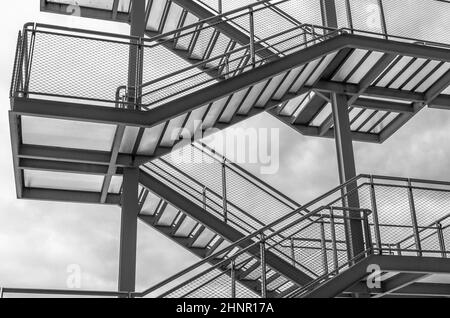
[
  {"x1": 141, "y1": 143, "x2": 314, "y2": 274},
  {"x1": 135, "y1": 174, "x2": 450, "y2": 298},
  {"x1": 3, "y1": 174, "x2": 450, "y2": 298}
]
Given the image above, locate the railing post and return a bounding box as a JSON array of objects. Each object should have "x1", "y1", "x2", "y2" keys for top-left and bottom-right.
[
  {"x1": 0, "y1": 287, "x2": 4, "y2": 299},
  {"x1": 329, "y1": 208, "x2": 339, "y2": 274},
  {"x1": 202, "y1": 186, "x2": 207, "y2": 211},
  {"x1": 437, "y1": 222, "x2": 447, "y2": 258},
  {"x1": 230, "y1": 260, "x2": 236, "y2": 298},
  {"x1": 407, "y1": 179, "x2": 422, "y2": 256},
  {"x1": 260, "y1": 234, "x2": 267, "y2": 299},
  {"x1": 222, "y1": 158, "x2": 228, "y2": 223},
  {"x1": 396, "y1": 243, "x2": 402, "y2": 256},
  {"x1": 362, "y1": 210, "x2": 373, "y2": 256},
  {"x1": 249, "y1": 7, "x2": 256, "y2": 68},
  {"x1": 290, "y1": 237, "x2": 296, "y2": 268},
  {"x1": 344, "y1": 0, "x2": 354, "y2": 33},
  {"x1": 320, "y1": 216, "x2": 329, "y2": 276},
  {"x1": 378, "y1": 0, "x2": 389, "y2": 39},
  {"x1": 369, "y1": 176, "x2": 383, "y2": 255}
]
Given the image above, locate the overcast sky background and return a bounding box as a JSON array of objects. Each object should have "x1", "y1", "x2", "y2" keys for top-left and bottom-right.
[{"x1": 0, "y1": 0, "x2": 449, "y2": 296}]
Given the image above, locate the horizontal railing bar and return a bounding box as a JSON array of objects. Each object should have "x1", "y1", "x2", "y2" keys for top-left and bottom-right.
[{"x1": 1, "y1": 287, "x2": 128, "y2": 298}]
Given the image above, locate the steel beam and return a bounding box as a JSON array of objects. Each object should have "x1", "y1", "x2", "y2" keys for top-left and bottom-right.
[
  {"x1": 9, "y1": 112, "x2": 23, "y2": 198},
  {"x1": 353, "y1": 98, "x2": 415, "y2": 113},
  {"x1": 379, "y1": 102, "x2": 425, "y2": 143},
  {"x1": 425, "y1": 69, "x2": 450, "y2": 104},
  {"x1": 118, "y1": 167, "x2": 139, "y2": 295},
  {"x1": 18, "y1": 158, "x2": 114, "y2": 175},
  {"x1": 270, "y1": 111, "x2": 381, "y2": 143},
  {"x1": 320, "y1": 54, "x2": 397, "y2": 135},
  {"x1": 18, "y1": 144, "x2": 152, "y2": 167},
  {"x1": 306, "y1": 255, "x2": 450, "y2": 298},
  {"x1": 373, "y1": 273, "x2": 427, "y2": 298},
  {"x1": 294, "y1": 49, "x2": 354, "y2": 126},
  {"x1": 331, "y1": 93, "x2": 365, "y2": 261},
  {"x1": 22, "y1": 188, "x2": 121, "y2": 205},
  {"x1": 348, "y1": 54, "x2": 397, "y2": 105},
  {"x1": 394, "y1": 283, "x2": 450, "y2": 297},
  {"x1": 304, "y1": 255, "x2": 377, "y2": 298}
]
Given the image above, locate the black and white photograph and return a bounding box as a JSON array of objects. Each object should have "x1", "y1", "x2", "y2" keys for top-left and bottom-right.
[{"x1": 0, "y1": 0, "x2": 450, "y2": 303}]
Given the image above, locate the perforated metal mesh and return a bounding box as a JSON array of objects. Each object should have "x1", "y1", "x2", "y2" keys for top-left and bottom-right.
[
  {"x1": 28, "y1": 31, "x2": 131, "y2": 105},
  {"x1": 381, "y1": 0, "x2": 450, "y2": 44}
]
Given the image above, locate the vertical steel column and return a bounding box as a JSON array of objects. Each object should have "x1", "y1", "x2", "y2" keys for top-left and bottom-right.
[
  {"x1": 260, "y1": 234, "x2": 267, "y2": 298},
  {"x1": 118, "y1": 0, "x2": 145, "y2": 295},
  {"x1": 331, "y1": 93, "x2": 365, "y2": 262},
  {"x1": 218, "y1": 0, "x2": 223, "y2": 14},
  {"x1": 437, "y1": 222, "x2": 447, "y2": 258},
  {"x1": 407, "y1": 179, "x2": 422, "y2": 256},
  {"x1": 118, "y1": 168, "x2": 139, "y2": 295},
  {"x1": 230, "y1": 260, "x2": 236, "y2": 298},
  {"x1": 369, "y1": 176, "x2": 383, "y2": 255},
  {"x1": 128, "y1": 0, "x2": 146, "y2": 109},
  {"x1": 222, "y1": 158, "x2": 228, "y2": 223}
]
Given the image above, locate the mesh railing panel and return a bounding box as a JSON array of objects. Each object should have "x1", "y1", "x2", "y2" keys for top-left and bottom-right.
[
  {"x1": 158, "y1": 144, "x2": 299, "y2": 226},
  {"x1": 372, "y1": 185, "x2": 415, "y2": 249},
  {"x1": 28, "y1": 31, "x2": 131, "y2": 105},
  {"x1": 381, "y1": 0, "x2": 450, "y2": 45}
]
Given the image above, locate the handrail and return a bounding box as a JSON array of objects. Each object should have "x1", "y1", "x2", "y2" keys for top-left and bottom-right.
[
  {"x1": 147, "y1": 160, "x2": 267, "y2": 231},
  {"x1": 0, "y1": 287, "x2": 129, "y2": 298},
  {"x1": 136, "y1": 173, "x2": 367, "y2": 297},
  {"x1": 137, "y1": 174, "x2": 450, "y2": 297}
]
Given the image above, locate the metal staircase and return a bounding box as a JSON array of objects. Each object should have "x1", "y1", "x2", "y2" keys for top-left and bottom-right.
[
  {"x1": 135, "y1": 175, "x2": 450, "y2": 298},
  {"x1": 4, "y1": 0, "x2": 450, "y2": 299},
  {"x1": 135, "y1": 143, "x2": 309, "y2": 297}
]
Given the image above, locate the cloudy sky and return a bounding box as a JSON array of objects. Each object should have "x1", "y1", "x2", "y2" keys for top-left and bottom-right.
[{"x1": 0, "y1": 0, "x2": 449, "y2": 296}]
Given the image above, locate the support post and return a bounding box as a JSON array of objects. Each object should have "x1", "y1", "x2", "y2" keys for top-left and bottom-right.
[
  {"x1": 331, "y1": 93, "x2": 365, "y2": 262},
  {"x1": 118, "y1": 168, "x2": 139, "y2": 295}
]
